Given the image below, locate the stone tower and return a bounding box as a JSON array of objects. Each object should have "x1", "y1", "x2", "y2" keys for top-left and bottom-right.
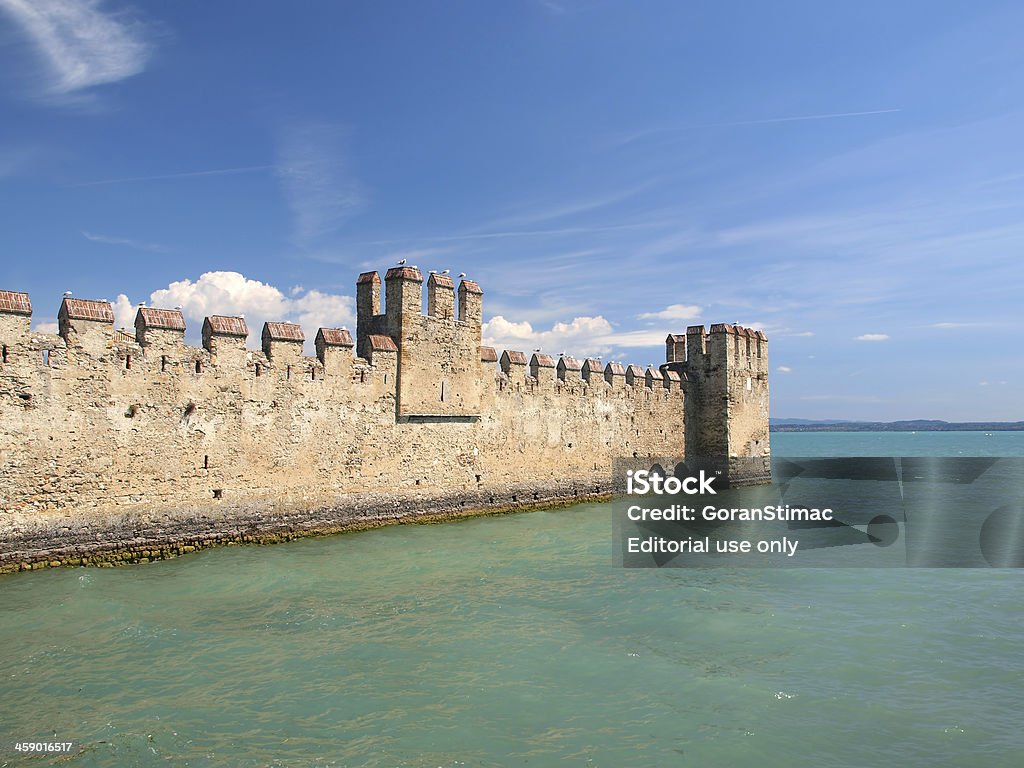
[
  {"x1": 663, "y1": 324, "x2": 771, "y2": 486},
  {"x1": 356, "y1": 267, "x2": 484, "y2": 418}
]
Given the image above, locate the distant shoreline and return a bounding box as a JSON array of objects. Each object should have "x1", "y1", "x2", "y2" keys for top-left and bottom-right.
[{"x1": 771, "y1": 419, "x2": 1024, "y2": 433}]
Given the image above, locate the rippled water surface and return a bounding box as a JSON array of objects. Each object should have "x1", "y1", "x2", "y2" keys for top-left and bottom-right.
[{"x1": 1, "y1": 432, "x2": 1022, "y2": 767}]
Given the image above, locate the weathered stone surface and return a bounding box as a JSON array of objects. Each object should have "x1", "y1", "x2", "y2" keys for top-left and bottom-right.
[{"x1": 0, "y1": 265, "x2": 770, "y2": 570}]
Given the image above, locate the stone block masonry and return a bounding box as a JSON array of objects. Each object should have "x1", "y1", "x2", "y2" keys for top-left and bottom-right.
[{"x1": 0, "y1": 270, "x2": 770, "y2": 572}]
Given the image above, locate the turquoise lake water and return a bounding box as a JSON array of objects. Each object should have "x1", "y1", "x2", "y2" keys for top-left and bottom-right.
[{"x1": 1, "y1": 432, "x2": 1023, "y2": 767}]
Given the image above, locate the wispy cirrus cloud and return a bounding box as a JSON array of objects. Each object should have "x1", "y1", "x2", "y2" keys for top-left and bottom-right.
[
  {"x1": 0, "y1": 0, "x2": 152, "y2": 100},
  {"x1": 0, "y1": 146, "x2": 38, "y2": 177},
  {"x1": 276, "y1": 123, "x2": 364, "y2": 247},
  {"x1": 617, "y1": 108, "x2": 902, "y2": 147},
  {"x1": 926, "y1": 321, "x2": 992, "y2": 329},
  {"x1": 82, "y1": 230, "x2": 169, "y2": 253},
  {"x1": 70, "y1": 165, "x2": 274, "y2": 187},
  {"x1": 854, "y1": 333, "x2": 890, "y2": 342}
]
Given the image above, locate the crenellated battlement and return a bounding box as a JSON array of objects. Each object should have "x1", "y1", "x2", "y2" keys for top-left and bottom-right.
[
  {"x1": 0, "y1": 275, "x2": 770, "y2": 420},
  {"x1": 0, "y1": 264, "x2": 770, "y2": 568},
  {"x1": 663, "y1": 323, "x2": 771, "y2": 485}
]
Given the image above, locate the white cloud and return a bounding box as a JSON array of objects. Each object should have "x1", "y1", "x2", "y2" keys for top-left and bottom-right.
[
  {"x1": 789, "y1": 331, "x2": 815, "y2": 337},
  {"x1": 854, "y1": 333, "x2": 889, "y2": 342},
  {"x1": 484, "y1": 315, "x2": 615, "y2": 358},
  {"x1": 288, "y1": 290, "x2": 355, "y2": 339},
  {"x1": 82, "y1": 230, "x2": 169, "y2": 252},
  {"x1": 277, "y1": 122, "x2": 363, "y2": 246},
  {"x1": 483, "y1": 315, "x2": 670, "y2": 360},
  {"x1": 927, "y1": 321, "x2": 989, "y2": 329},
  {"x1": 637, "y1": 303, "x2": 702, "y2": 322},
  {"x1": 111, "y1": 293, "x2": 133, "y2": 329},
  {"x1": 0, "y1": 0, "x2": 151, "y2": 97},
  {"x1": 776, "y1": 365, "x2": 792, "y2": 373},
  {"x1": 147, "y1": 271, "x2": 354, "y2": 353},
  {"x1": 32, "y1": 321, "x2": 58, "y2": 334}
]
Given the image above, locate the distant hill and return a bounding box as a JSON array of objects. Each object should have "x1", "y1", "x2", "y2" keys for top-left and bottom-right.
[
  {"x1": 770, "y1": 419, "x2": 1024, "y2": 432},
  {"x1": 770, "y1": 418, "x2": 855, "y2": 426}
]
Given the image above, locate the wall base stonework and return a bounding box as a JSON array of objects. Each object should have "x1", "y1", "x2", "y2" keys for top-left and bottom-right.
[{"x1": 0, "y1": 481, "x2": 614, "y2": 573}]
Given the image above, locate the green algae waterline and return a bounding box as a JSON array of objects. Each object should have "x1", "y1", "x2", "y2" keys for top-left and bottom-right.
[
  {"x1": 0, "y1": 491, "x2": 614, "y2": 574},
  {"x1": 1, "y1": 432, "x2": 1023, "y2": 767}
]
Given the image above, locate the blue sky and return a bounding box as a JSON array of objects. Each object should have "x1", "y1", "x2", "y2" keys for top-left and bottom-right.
[{"x1": 0, "y1": 1, "x2": 1021, "y2": 421}]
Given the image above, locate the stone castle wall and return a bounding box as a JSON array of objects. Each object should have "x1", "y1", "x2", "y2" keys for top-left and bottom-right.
[{"x1": 0, "y1": 267, "x2": 769, "y2": 570}]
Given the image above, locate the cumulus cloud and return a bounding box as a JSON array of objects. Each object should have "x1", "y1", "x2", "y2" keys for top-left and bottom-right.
[
  {"x1": 136, "y1": 271, "x2": 354, "y2": 353},
  {"x1": 637, "y1": 303, "x2": 702, "y2": 322},
  {"x1": 484, "y1": 315, "x2": 615, "y2": 357},
  {"x1": 111, "y1": 293, "x2": 134, "y2": 330},
  {"x1": 0, "y1": 0, "x2": 152, "y2": 98},
  {"x1": 776, "y1": 365, "x2": 792, "y2": 373},
  {"x1": 854, "y1": 333, "x2": 890, "y2": 342},
  {"x1": 483, "y1": 315, "x2": 670, "y2": 360}
]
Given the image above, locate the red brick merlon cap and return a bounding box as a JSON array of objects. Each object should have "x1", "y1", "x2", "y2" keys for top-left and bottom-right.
[
  {"x1": 709, "y1": 323, "x2": 735, "y2": 334},
  {"x1": 582, "y1": 358, "x2": 604, "y2": 374},
  {"x1": 263, "y1": 321, "x2": 304, "y2": 342},
  {"x1": 646, "y1": 366, "x2": 664, "y2": 380},
  {"x1": 428, "y1": 272, "x2": 455, "y2": 289},
  {"x1": 666, "y1": 333, "x2": 686, "y2": 343},
  {"x1": 60, "y1": 297, "x2": 114, "y2": 323},
  {"x1": 754, "y1": 330, "x2": 768, "y2": 341},
  {"x1": 368, "y1": 334, "x2": 398, "y2": 352},
  {"x1": 686, "y1": 325, "x2": 706, "y2": 335},
  {"x1": 356, "y1": 271, "x2": 380, "y2": 285},
  {"x1": 663, "y1": 370, "x2": 682, "y2": 382},
  {"x1": 558, "y1": 356, "x2": 582, "y2": 371},
  {"x1": 458, "y1": 279, "x2": 483, "y2": 295},
  {"x1": 480, "y1": 346, "x2": 498, "y2": 363},
  {"x1": 384, "y1": 266, "x2": 423, "y2": 282},
  {"x1": 501, "y1": 350, "x2": 528, "y2": 365},
  {"x1": 316, "y1": 328, "x2": 354, "y2": 347},
  {"x1": 531, "y1": 353, "x2": 555, "y2": 368},
  {"x1": 136, "y1": 307, "x2": 185, "y2": 331},
  {"x1": 204, "y1": 315, "x2": 249, "y2": 337},
  {"x1": 626, "y1": 364, "x2": 645, "y2": 378},
  {"x1": 605, "y1": 362, "x2": 626, "y2": 376},
  {"x1": 0, "y1": 290, "x2": 31, "y2": 316}
]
